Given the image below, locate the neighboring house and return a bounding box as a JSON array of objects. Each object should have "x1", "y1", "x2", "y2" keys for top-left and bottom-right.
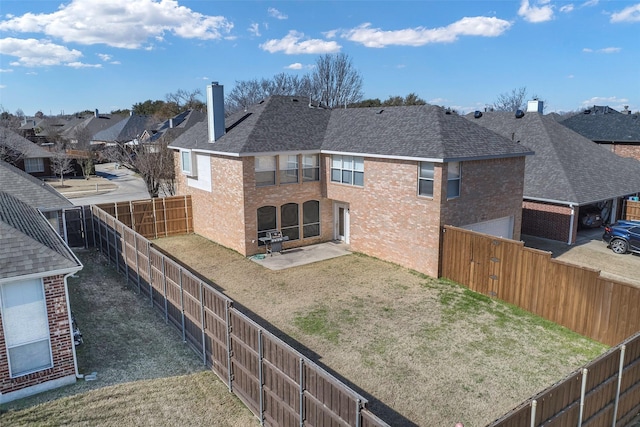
[
  {"x1": 0, "y1": 127, "x2": 54, "y2": 177},
  {"x1": 0, "y1": 192, "x2": 83, "y2": 404},
  {"x1": 559, "y1": 105, "x2": 640, "y2": 162},
  {"x1": 140, "y1": 109, "x2": 206, "y2": 144},
  {"x1": 466, "y1": 101, "x2": 640, "y2": 244},
  {"x1": 0, "y1": 161, "x2": 75, "y2": 241},
  {"x1": 92, "y1": 114, "x2": 159, "y2": 147},
  {"x1": 169, "y1": 83, "x2": 532, "y2": 277},
  {"x1": 62, "y1": 110, "x2": 128, "y2": 145}
]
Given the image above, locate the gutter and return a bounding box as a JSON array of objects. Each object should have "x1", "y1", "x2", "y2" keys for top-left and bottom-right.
[{"x1": 568, "y1": 204, "x2": 575, "y2": 245}]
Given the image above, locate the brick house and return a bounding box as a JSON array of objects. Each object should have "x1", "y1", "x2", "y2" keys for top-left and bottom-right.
[
  {"x1": 467, "y1": 101, "x2": 640, "y2": 244},
  {"x1": 560, "y1": 105, "x2": 640, "y2": 162},
  {"x1": 0, "y1": 192, "x2": 83, "y2": 403},
  {"x1": 169, "y1": 83, "x2": 532, "y2": 277},
  {"x1": 0, "y1": 127, "x2": 54, "y2": 177}
]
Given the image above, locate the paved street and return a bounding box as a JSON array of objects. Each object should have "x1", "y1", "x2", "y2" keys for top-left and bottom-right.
[{"x1": 68, "y1": 163, "x2": 150, "y2": 206}]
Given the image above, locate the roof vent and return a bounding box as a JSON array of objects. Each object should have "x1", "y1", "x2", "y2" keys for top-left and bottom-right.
[
  {"x1": 583, "y1": 109, "x2": 591, "y2": 114},
  {"x1": 474, "y1": 111, "x2": 483, "y2": 119},
  {"x1": 515, "y1": 110, "x2": 525, "y2": 119},
  {"x1": 376, "y1": 109, "x2": 384, "y2": 114}
]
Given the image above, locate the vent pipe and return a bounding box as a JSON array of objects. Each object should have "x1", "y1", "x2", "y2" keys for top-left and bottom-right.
[{"x1": 207, "y1": 82, "x2": 225, "y2": 142}]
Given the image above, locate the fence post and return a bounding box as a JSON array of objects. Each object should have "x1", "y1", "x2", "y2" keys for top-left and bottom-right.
[
  {"x1": 225, "y1": 301, "x2": 233, "y2": 392},
  {"x1": 163, "y1": 197, "x2": 168, "y2": 237},
  {"x1": 530, "y1": 400, "x2": 537, "y2": 427},
  {"x1": 129, "y1": 200, "x2": 135, "y2": 232},
  {"x1": 152, "y1": 198, "x2": 158, "y2": 239},
  {"x1": 184, "y1": 195, "x2": 189, "y2": 234},
  {"x1": 578, "y1": 368, "x2": 588, "y2": 426},
  {"x1": 179, "y1": 268, "x2": 186, "y2": 343},
  {"x1": 200, "y1": 281, "x2": 206, "y2": 366},
  {"x1": 299, "y1": 357, "x2": 305, "y2": 427},
  {"x1": 162, "y1": 255, "x2": 168, "y2": 324},
  {"x1": 148, "y1": 241, "x2": 153, "y2": 307},
  {"x1": 134, "y1": 232, "x2": 141, "y2": 294},
  {"x1": 612, "y1": 345, "x2": 626, "y2": 427},
  {"x1": 258, "y1": 330, "x2": 265, "y2": 426}
]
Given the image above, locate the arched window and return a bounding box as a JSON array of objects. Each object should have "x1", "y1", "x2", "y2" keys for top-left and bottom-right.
[
  {"x1": 303, "y1": 200, "x2": 320, "y2": 238},
  {"x1": 281, "y1": 203, "x2": 299, "y2": 241},
  {"x1": 257, "y1": 206, "x2": 277, "y2": 245}
]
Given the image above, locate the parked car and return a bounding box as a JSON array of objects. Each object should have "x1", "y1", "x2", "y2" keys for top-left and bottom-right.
[
  {"x1": 579, "y1": 206, "x2": 603, "y2": 229},
  {"x1": 603, "y1": 220, "x2": 640, "y2": 254}
]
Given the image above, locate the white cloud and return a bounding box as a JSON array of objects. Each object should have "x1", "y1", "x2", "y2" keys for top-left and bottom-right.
[
  {"x1": 97, "y1": 53, "x2": 112, "y2": 61},
  {"x1": 581, "y1": 96, "x2": 629, "y2": 108},
  {"x1": 518, "y1": 0, "x2": 554, "y2": 23},
  {"x1": 0, "y1": 0, "x2": 234, "y2": 49},
  {"x1": 286, "y1": 63, "x2": 303, "y2": 70},
  {"x1": 0, "y1": 85, "x2": 5, "y2": 89},
  {"x1": 66, "y1": 62, "x2": 102, "y2": 68},
  {"x1": 583, "y1": 0, "x2": 599, "y2": 7},
  {"x1": 340, "y1": 17, "x2": 511, "y2": 48},
  {"x1": 0, "y1": 68, "x2": 13, "y2": 72},
  {"x1": 611, "y1": 4, "x2": 640, "y2": 23},
  {"x1": 583, "y1": 47, "x2": 621, "y2": 53},
  {"x1": 0, "y1": 37, "x2": 83, "y2": 67},
  {"x1": 559, "y1": 4, "x2": 574, "y2": 13},
  {"x1": 260, "y1": 30, "x2": 340, "y2": 54},
  {"x1": 248, "y1": 23, "x2": 261, "y2": 37},
  {"x1": 268, "y1": 8, "x2": 288, "y2": 20}
]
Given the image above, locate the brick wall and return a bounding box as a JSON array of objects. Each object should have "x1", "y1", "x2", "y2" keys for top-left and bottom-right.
[
  {"x1": 441, "y1": 157, "x2": 526, "y2": 240},
  {"x1": 611, "y1": 143, "x2": 640, "y2": 162},
  {"x1": 522, "y1": 201, "x2": 576, "y2": 243},
  {"x1": 0, "y1": 274, "x2": 76, "y2": 399},
  {"x1": 176, "y1": 152, "x2": 332, "y2": 256}
]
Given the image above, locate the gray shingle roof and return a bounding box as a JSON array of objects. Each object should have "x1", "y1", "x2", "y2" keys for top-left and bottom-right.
[
  {"x1": 0, "y1": 127, "x2": 54, "y2": 159},
  {"x1": 170, "y1": 96, "x2": 531, "y2": 161},
  {"x1": 560, "y1": 109, "x2": 640, "y2": 143},
  {"x1": 0, "y1": 192, "x2": 81, "y2": 280},
  {"x1": 466, "y1": 111, "x2": 640, "y2": 205},
  {"x1": 0, "y1": 161, "x2": 73, "y2": 210},
  {"x1": 93, "y1": 115, "x2": 159, "y2": 143}
]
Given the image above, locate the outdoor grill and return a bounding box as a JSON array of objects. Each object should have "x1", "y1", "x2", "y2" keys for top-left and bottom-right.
[{"x1": 258, "y1": 230, "x2": 289, "y2": 256}]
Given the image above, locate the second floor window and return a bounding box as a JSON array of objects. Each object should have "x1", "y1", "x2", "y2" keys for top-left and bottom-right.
[
  {"x1": 418, "y1": 162, "x2": 434, "y2": 197},
  {"x1": 302, "y1": 154, "x2": 320, "y2": 182},
  {"x1": 331, "y1": 155, "x2": 364, "y2": 186},
  {"x1": 256, "y1": 156, "x2": 276, "y2": 187},
  {"x1": 447, "y1": 162, "x2": 461, "y2": 199},
  {"x1": 279, "y1": 155, "x2": 299, "y2": 184}
]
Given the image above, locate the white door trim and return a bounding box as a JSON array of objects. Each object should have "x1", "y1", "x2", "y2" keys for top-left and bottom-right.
[{"x1": 334, "y1": 202, "x2": 350, "y2": 244}]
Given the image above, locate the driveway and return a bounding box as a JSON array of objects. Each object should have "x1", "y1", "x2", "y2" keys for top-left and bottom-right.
[{"x1": 522, "y1": 228, "x2": 640, "y2": 287}]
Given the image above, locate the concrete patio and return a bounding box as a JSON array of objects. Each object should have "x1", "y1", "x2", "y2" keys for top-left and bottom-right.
[{"x1": 249, "y1": 241, "x2": 351, "y2": 270}]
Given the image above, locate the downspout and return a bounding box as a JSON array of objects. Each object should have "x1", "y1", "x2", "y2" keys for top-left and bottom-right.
[
  {"x1": 568, "y1": 204, "x2": 575, "y2": 245},
  {"x1": 64, "y1": 272, "x2": 84, "y2": 379}
]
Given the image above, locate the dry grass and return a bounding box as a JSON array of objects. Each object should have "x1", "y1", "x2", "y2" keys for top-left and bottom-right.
[
  {"x1": 153, "y1": 234, "x2": 609, "y2": 427},
  {"x1": 0, "y1": 250, "x2": 256, "y2": 426}
]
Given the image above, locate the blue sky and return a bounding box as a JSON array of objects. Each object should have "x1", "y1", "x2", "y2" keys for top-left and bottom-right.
[{"x1": 1, "y1": 0, "x2": 639, "y2": 116}]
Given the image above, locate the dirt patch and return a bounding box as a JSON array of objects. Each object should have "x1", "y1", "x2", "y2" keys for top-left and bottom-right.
[{"x1": 154, "y1": 234, "x2": 608, "y2": 427}]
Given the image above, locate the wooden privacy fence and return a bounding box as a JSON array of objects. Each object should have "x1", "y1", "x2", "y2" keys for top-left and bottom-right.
[
  {"x1": 625, "y1": 199, "x2": 640, "y2": 221},
  {"x1": 441, "y1": 226, "x2": 640, "y2": 347},
  {"x1": 442, "y1": 226, "x2": 640, "y2": 427},
  {"x1": 90, "y1": 205, "x2": 390, "y2": 427},
  {"x1": 488, "y1": 332, "x2": 640, "y2": 427},
  {"x1": 95, "y1": 195, "x2": 192, "y2": 239}
]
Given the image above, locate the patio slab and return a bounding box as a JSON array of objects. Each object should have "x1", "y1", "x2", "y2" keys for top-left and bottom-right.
[{"x1": 249, "y1": 241, "x2": 350, "y2": 270}]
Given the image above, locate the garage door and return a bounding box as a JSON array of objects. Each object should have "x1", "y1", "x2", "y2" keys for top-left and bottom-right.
[{"x1": 462, "y1": 216, "x2": 514, "y2": 239}]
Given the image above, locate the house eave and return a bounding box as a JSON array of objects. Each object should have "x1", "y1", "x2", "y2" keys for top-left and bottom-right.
[{"x1": 0, "y1": 265, "x2": 83, "y2": 285}]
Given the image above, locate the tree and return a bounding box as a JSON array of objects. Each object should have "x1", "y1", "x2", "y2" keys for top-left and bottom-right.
[
  {"x1": 349, "y1": 93, "x2": 427, "y2": 108},
  {"x1": 492, "y1": 87, "x2": 528, "y2": 112},
  {"x1": 311, "y1": 53, "x2": 363, "y2": 108},
  {"x1": 73, "y1": 126, "x2": 94, "y2": 179},
  {"x1": 50, "y1": 144, "x2": 74, "y2": 185},
  {"x1": 226, "y1": 73, "x2": 312, "y2": 114}
]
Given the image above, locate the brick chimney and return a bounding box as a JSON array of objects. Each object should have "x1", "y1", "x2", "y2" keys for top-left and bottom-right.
[{"x1": 206, "y1": 82, "x2": 225, "y2": 142}]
